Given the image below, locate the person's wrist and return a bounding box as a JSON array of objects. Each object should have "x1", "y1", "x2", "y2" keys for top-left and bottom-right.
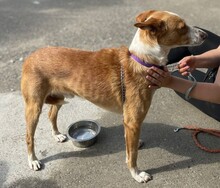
[
  {"x1": 162, "y1": 74, "x2": 173, "y2": 88},
  {"x1": 192, "y1": 55, "x2": 199, "y2": 68}
]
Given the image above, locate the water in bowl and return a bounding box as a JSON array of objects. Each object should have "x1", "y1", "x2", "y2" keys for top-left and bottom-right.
[{"x1": 71, "y1": 128, "x2": 96, "y2": 141}]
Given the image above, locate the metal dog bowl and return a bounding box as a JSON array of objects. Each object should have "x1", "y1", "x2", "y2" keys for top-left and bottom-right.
[{"x1": 67, "y1": 120, "x2": 101, "y2": 148}]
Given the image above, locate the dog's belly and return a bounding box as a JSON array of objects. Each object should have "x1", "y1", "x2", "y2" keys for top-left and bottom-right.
[
  {"x1": 62, "y1": 68, "x2": 123, "y2": 113},
  {"x1": 89, "y1": 100, "x2": 123, "y2": 114},
  {"x1": 51, "y1": 79, "x2": 123, "y2": 114},
  {"x1": 74, "y1": 88, "x2": 123, "y2": 114}
]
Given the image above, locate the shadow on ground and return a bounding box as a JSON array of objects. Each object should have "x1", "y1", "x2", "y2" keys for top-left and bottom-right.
[
  {"x1": 5, "y1": 177, "x2": 59, "y2": 188},
  {"x1": 41, "y1": 112, "x2": 219, "y2": 173},
  {"x1": 5, "y1": 113, "x2": 219, "y2": 187}
]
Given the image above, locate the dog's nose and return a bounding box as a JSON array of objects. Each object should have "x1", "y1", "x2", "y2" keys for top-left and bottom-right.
[
  {"x1": 199, "y1": 30, "x2": 208, "y2": 40},
  {"x1": 193, "y1": 27, "x2": 208, "y2": 41}
]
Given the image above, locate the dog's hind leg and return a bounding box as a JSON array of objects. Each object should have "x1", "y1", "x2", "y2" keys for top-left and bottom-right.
[
  {"x1": 25, "y1": 98, "x2": 44, "y2": 170},
  {"x1": 46, "y1": 95, "x2": 67, "y2": 142}
]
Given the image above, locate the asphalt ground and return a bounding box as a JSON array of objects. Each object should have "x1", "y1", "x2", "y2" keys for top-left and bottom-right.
[{"x1": 0, "y1": 0, "x2": 220, "y2": 187}]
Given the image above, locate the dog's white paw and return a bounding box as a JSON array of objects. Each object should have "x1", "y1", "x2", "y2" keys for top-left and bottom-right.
[
  {"x1": 138, "y1": 171, "x2": 152, "y2": 183},
  {"x1": 28, "y1": 159, "x2": 41, "y2": 171},
  {"x1": 130, "y1": 168, "x2": 152, "y2": 183},
  {"x1": 53, "y1": 133, "x2": 67, "y2": 142}
]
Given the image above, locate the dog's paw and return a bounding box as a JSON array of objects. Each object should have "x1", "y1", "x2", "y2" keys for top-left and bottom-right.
[
  {"x1": 29, "y1": 159, "x2": 42, "y2": 171},
  {"x1": 130, "y1": 168, "x2": 152, "y2": 183},
  {"x1": 138, "y1": 171, "x2": 152, "y2": 183},
  {"x1": 53, "y1": 133, "x2": 67, "y2": 142}
]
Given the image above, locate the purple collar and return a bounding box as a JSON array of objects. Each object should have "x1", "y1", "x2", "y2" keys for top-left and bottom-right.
[{"x1": 130, "y1": 54, "x2": 164, "y2": 69}]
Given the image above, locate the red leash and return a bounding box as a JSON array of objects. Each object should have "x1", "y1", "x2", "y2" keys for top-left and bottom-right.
[{"x1": 174, "y1": 126, "x2": 220, "y2": 153}]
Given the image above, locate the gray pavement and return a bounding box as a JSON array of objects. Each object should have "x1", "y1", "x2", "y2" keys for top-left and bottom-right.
[{"x1": 0, "y1": 0, "x2": 220, "y2": 187}]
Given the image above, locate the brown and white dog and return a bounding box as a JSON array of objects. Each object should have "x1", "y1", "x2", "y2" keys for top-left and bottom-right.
[{"x1": 21, "y1": 10, "x2": 207, "y2": 183}]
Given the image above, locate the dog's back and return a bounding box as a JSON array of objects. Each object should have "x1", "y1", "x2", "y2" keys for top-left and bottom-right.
[{"x1": 21, "y1": 46, "x2": 132, "y2": 113}]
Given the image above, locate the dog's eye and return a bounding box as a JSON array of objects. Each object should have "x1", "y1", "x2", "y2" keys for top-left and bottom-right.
[
  {"x1": 178, "y1": 21, "x2": 185, "y2": 29},
  {"x1": 177, "y1": 22, "x2": 188, "y2": 34}
]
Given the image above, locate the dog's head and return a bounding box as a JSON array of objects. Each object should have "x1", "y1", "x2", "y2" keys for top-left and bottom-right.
[
  {"x1": 129, "y1": 10, "x2": 207, "y2": 65},
  {"x1": 135, "y1": 10, "x2": 207, "y2": 47}
]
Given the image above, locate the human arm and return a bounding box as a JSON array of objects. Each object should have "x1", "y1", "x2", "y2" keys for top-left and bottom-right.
[
  {"x1": 179, "y1": 46, "x2": 220, "y2": 76},
  {"x1": 146, "y1": 66, "x2": 220, "y2": 104}
]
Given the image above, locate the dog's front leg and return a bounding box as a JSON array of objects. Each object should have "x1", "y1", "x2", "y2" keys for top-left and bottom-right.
[
  {"x1": 123, "y1": 103, "x2": 152, "y2": 183},
  {"x1": 123, "y1": 120, "x2": 152, "y2": 183}
]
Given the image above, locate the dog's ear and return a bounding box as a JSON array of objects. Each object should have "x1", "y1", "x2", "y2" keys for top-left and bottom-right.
[
  {"x1": 135, "y1": 10, "x2": 156, "y2": 23},
  {"x1": 134, "y1": 17, "x2": 166, "y2": 35}
]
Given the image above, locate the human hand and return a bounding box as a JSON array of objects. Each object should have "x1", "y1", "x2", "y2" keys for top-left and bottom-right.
[
  {"x1": 146, "y1": 66, "x2": 171, "y2": 89},
  {"x1": 178, "y1": 56, "x2": 196, "y2": 76}
]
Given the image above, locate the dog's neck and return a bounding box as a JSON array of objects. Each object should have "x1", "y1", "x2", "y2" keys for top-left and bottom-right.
[{"x1": 129, "y1": 29, "x2": 170, "y2": 66}]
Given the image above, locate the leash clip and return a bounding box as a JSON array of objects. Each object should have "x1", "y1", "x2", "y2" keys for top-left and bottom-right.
[
  {"x1": 174, "y1": 127, "x2": 184, "y2": 133},
  {"x1": 167, "y1": 62, "x2": 179, "y2": 72}
]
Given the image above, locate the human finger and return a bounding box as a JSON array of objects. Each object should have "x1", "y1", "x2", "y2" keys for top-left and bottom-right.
[
  {"x1": 181, "y1": 71, "x2": 189, "y2": 76},
  {"x1": 146, "y1": 69, "x2": 164, "y2": 84},
  {"x1": 151, "y1": 66, "x2": 168, "y2": 78},
  {"x1": 146, "y1": 75, "x2": 161, "y2": 87},
  {"x1": 148, "y1": 84, "x2": 160, "y2": 89},
  {"x1": 178, "y1": 61, "x2": 187, "y2": 69},
  {"x1": 179, "y1": 65, "x2": 190, "y2": 73}
]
